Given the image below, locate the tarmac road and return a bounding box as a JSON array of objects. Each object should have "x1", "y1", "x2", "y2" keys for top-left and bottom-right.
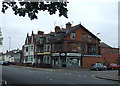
[{"x1": 2, "y1": 66, "x2": 119, "y2": 85}]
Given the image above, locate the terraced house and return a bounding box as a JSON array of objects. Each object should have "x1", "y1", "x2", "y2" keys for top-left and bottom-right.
[{"x1": 22, "y1": 22, "x2": 118, "y2": 68}]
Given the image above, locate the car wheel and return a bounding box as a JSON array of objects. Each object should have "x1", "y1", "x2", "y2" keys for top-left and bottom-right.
[
  {"x1": 104, "y1": 68, "x2": 107, "y2": 71},
  {"x1": 96, "y1": 68, "x2": 99, "y2": 71},
  {"x1": 112, "y1": 68, "x2": 114, "y2": 70}
]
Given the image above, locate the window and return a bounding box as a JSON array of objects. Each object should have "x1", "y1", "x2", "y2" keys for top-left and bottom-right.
[
  {"x1": 25, "y1": 56, "x2": 28, "y2": 61},
  {"x1": 47, "y1": 45, "x2": 50, "y2": 52},
  {"x1": 40, "y1": 38, "x2": 43, "y2": 44},
  {"x1": 44, "y1": 45, "x2": 47, "y2": 52},
  {"x1": 44, "y1": 45, "x2": 51, "y2": 52},
  {"x1": 46, "y1": 37, "x2": 49, "y2": 42},
  {"x1": 116, "y1": 50, "x2": 119, "y2": 54},
  {"x1": 88, "y1": 35, "x2": 92, "y2": 42},
  {"x1": 70, "y1": 32, "x2": 75, "y2": 40},
  {"x1": 88, "y1": 44, "x2": 96, "y2": 54},
  {"x1": 31, "y1": 45, "x2": 33, "y2": 52},
  {"x1": 81, "y1": 34, "x2": 86, "y2": 41},
  {"x1": 54, "y1": 44, "x2": 62, "y2": 51},
  {"x1": 43, "y1": 56, "x2": 50, "y2": 64},
  {"x1": 110, "y1": 50, "x2": 113, "y2": 54},
  {"x1": 102, "y1": 49, "x2": 105, "y2": 54},
  {"x1": 26, "y1": 47, "x2": 28, "y2": 52},
  {"x1": 81, "y1": 44, "x2": 85, "y2": 54}
]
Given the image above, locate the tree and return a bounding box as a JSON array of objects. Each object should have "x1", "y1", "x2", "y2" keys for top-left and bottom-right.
[
  {"x1": 0, "y1": 28, "x2": 3, "y2": 46},
  {"x1": 1, "y1": 1, "x2": 68, "y2": 20}
]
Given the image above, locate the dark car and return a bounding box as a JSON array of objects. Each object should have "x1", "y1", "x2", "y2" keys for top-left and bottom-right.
[
  {"x1": 107, "y1": 63, "x2": 120, "y2": 70},
  {"x1": 0, "y1": 61, "x2": 9, "y2": 66},
  {"x1": 90, "y1": 63, "x2": 107, "y2": 71}
]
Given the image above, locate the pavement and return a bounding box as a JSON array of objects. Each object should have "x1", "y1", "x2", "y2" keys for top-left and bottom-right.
[
  {"x1": 7, "y1": 65, "x2": 120, "y2": 82},
  {"x1": 94, "y1": 70, "x2": 120, "y2": 82}
]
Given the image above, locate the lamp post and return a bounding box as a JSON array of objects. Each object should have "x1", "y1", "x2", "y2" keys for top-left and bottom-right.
[
  {"x1": 8, "y1": 37, "x2": 11, "y2": 51},
  {"x1": 118, "y1": 46, "x2": 120, "y2": 76},
  {"x1": 96, "y1": 33, "x2": 100, "y2": 57}
]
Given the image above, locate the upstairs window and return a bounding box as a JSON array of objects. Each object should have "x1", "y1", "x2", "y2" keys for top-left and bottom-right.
[
  {"x1": 81, "y1": 34, "x2": 86, "y2": 41},
  {"x1": 26, "y1": 47, "x2": 28, "y2": 52},
  {"x1": 102, "y1": 49, "x2": 105, "y2": 54},
  {"x1": 44, "y1": 45, "x2": 51, "y2": 52},
  {"x1": 44, "y1": 45, "x2": 47, "y2": 52},
  {"x1": 54, "y1": 44, "x2": 62, "y2": 51},
  {"x1": 110, "y1": 50, "x2": 113, "y2": 54},
  {"x1": 70, "y1": 32, "x2": 75, "y2": 40},
  {"x1": 88, "y1": 35, "x2": 92, "y2": 42},
  {"x1": 116, "y1": 50, "x2": 119, "y2": 54},
  {"x1": 31, "y1": 45, "x2": 33, "y2": 52},
  {"x1": 40, "y1": 38, "x2": 43, "y2": 44}
]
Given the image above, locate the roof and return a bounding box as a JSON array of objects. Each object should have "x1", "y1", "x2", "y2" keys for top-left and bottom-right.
[
  {"x1": 99, "y1": 42, "x2": 112, "y2": 48},
  {"x1": 25, "y1": 23, "x2": 101, "y2": 44},
  {"x1": 5, "y1": 51, "x2": 14, "y2": 55},
  {"x1": 51, "y1": 24, "x2": 101, "y2": 42}
]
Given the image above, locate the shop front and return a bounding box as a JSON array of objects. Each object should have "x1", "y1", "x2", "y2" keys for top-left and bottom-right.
[{"x1": 51, "y1": 52, "x2": 81, "y2": 68}]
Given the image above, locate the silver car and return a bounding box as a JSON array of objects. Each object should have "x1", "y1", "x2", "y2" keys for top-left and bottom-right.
[{"x1": 90, "y1": 63, "x2": 107, "y2": 71}]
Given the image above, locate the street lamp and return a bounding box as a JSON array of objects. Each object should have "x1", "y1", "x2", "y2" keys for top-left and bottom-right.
[
  {"x1": 96, "y1": 33, "x2": 100, "y2": 57},
  {"x1": 8, "y1": 37, "x2": 11, "y2": 51}
]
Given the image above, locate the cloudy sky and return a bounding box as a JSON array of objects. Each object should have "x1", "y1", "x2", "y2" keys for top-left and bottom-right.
[{"x1": 0, "y1": 0, "x2": 119, "y2": 52}]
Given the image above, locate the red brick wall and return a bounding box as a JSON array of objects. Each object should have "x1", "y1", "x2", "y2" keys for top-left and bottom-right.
[
  {"x1": 82, "y1": 56, "x2": 104, "y2": 68},
  {"x1": 64, "y1": 27, "x2": 100, "y2": 44},
  {"x1": 100, "y1": 47, "x2": 119, "y2": 64},
  {"x1": 82, "y1": 47, "x2": 119, "y2": 69}
]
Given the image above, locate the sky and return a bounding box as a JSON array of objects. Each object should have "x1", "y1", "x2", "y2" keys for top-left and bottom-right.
[{"x1": 0, "y1": 0, "x2": 119, "y2": 53}]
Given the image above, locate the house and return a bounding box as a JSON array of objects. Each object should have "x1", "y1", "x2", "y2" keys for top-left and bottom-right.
[
  {"x1": 22, "y1": 31, "x2": 45, "y2": 64},
  {"x1": 99, "y1": 42, "x2": 119, "y2": 65},
  {"x1": 22, "y1": 22, "x2": 118, "y2": 68},
  {"x1": 51, "y1": 22, "x2": 101, "y2": 68},
  {"x1": 2, "y1": 49, "x2": 22, "y2": 63},
  {"x1": 0, "y1": 53, "x2": 3, "y2": 61}
]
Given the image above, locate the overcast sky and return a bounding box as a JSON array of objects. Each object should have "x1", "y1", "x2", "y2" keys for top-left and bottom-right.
[{"x1": 0, "y1": 0, "x2": 119, "y2": 52}]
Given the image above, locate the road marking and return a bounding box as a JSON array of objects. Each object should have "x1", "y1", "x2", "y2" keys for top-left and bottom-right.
[
  {"x1": 65, "y1": 73, "x2": 68, "y2": 75},
  {"x1": 50, "y1": 78, "x2": 53, "y2": 80},
  {"x1": 78, "y1": 75, "x2": 87, "y2": 77}
]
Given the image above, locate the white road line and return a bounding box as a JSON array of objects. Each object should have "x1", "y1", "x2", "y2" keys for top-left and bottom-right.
[
  {"x1": 65, "y1": 73, "x2": 68, "y2": 75},
  {"x1": 50, "y1": 78, "x2": 53, "y2": 80}
]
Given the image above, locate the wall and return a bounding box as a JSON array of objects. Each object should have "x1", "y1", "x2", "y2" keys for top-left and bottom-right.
[
  {"x1": 82, "y1": 55, "x2": 104, "y2": 68},
  {"x1": 100, "y1": 47, "x2": 119, "y2": 64}
]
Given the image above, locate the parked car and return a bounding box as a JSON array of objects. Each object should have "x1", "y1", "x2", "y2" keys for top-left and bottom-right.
[
  {"x1": 0, "y1": 61, "x2": 9, "y2": 66},
  {"x1": 107, "y1": 63, "x2": 120, "y2": 70},
  {"x1": 90, "y1": 63, "x2": 107, "y2": 71}
]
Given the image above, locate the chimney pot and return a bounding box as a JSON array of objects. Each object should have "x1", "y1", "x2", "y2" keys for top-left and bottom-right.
[
  {"x1": 66, "y1": 22, "x2": 72, "y2": 29},
  {"x1": 38, "y1": 31, "x2": 44, "y2": 35},
  {"x1": 55, "y1": 26, "x2": 60, "y2": 32}
]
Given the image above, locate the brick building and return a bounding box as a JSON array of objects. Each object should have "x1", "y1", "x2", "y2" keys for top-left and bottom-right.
[{"x1": 22, "y1": 22, "x2": 118, "y2": 68}]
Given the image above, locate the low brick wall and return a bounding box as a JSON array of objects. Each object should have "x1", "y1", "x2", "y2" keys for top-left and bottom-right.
[{"x1": 10, "y1": 62, "x2": 52, "y2": 68}]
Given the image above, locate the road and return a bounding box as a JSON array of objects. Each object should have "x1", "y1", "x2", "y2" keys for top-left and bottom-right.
[{"x1": 2, "y1": 66, "x2": 119, "y2": 85}]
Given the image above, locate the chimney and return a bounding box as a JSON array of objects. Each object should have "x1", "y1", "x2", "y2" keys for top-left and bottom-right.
[
  {"x1": 66, "y1": 22, "x2": 72, "y2": 29},
  {"x1": 55, "y1": 26, "x2": 60, "y2": 32},
  {"x1": 37, "y1": 31, "x2": 44, "y2": 35}
]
